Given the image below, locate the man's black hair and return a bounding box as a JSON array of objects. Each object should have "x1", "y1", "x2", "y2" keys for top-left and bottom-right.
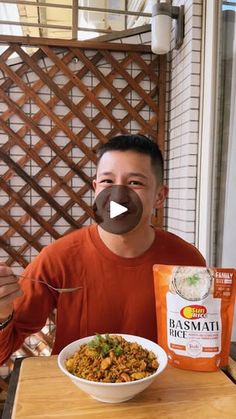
[{"x1": 97, "y1": 134, "x2": 163, "y2": 184}]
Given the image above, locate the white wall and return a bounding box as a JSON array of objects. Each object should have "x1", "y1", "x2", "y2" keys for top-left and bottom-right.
[{"x1": 165, "y1": 0, "x2": 202, "y2": 245}]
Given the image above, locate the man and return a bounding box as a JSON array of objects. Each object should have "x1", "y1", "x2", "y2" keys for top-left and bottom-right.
[{"x1": 0, "y1": 134, "x2": 205, "y2": 364}]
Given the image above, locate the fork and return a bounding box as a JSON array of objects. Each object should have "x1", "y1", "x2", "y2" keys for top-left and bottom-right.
[{"x1": 15, "y1": 275, "x2": 83, "y2": 293}]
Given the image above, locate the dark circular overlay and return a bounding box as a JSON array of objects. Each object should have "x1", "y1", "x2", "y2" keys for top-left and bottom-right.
[{"x1": 93, "y1": 186, "x2": 143, "y2": 234}]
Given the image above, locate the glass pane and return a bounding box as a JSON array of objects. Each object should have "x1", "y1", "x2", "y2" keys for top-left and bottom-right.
[{"x1": 214, "y1": 1, "x2": 236, "y2": 266}]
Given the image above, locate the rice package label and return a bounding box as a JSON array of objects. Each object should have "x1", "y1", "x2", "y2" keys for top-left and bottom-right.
[{"x1": 153, "y1": 265, "x2": 236, "y2": 371}]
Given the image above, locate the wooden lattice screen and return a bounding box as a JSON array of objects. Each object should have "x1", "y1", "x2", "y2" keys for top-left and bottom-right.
[{"x1": 0, "y1": 35, "x2": 166, "y2": 394}]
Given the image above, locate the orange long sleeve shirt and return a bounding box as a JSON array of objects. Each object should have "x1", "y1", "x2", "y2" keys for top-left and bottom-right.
[{"x1": 0, "y1": 225, "x2": 205, "y2": 364}]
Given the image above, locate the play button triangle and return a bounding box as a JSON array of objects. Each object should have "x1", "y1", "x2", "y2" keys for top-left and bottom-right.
[
  {"x1": 93, "y1": 185, "x2": 143, "y2": 234},
  {"x1": 110, "y1": 201, "x2": 128, "y2": 219}
]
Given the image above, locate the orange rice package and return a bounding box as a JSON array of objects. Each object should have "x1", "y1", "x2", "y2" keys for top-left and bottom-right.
[{"x1": 153, "y1": 265, "x2": 236, "y2": 371}]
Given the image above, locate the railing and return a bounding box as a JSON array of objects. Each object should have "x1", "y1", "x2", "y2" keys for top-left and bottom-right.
[{"x1": 0, "y1": 0, "x2": 152, "y2": 40}]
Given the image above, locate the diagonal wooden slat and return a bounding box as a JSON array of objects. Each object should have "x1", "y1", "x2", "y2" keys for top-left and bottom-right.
[
  {"x1": 0, "y1": 51, "x2": 160, "y2": 260},
  {"x1": 6, "y1": 213, "x2": 90, "y2": 267},
  {"x1": 109, "y1": 85, "x2": 159, "y2": 139},
  {"x1": 71, "y1": 48, "x2": 158, "y2": 137},
  {"x1": 0, "y1": 56, "x2": 97, "y2": 163},
  {"x1": 10, "y1": 44, "x2": 109, "y2": 147},
  {"x1": 1, "y1": 51, "x2": 152, "y2": 189},
  {"x1": 0, "y1": 45, "x2": 16, "y2": 69},
  {"x1": 1, "y1": 147, "x2": 93, "y2": 237},
  {"x1": 5, "y1": 208, "x2": 90, "y2": 267},
  {"x1": 0, "y1": 48, "x2": 44, "y2": 92},
  {"x1": 1, "y1": 49, "x2": 75, "y2": 123},
  {"x1": 101, "y1": 49, "x2": 159, "y2": 113},
  {"x1": 35, "y1": 331, "x2": 54, "y2": 348},
  {"x1": 0, "y1": 176, "x2": 61, "y2": 240},
  {"x1": 0, "y1": 208, "x2": 43, "y2": 253},
  {"x1": 0, "y1": 150, "x2": 83, "y2": 229},
  {"x1": 0, "y1": 53, "x2": 147, "y2": 223},
  {"x1": 0, "y1": 49, "x2": 99, "y2": 140},
  {"x1": 41, "y1": 46, "x2": 129, "y2": 135},
  {"x1": 129, "y1": 52, "x2": 160, "y2": 85},
  {"x1": 1, "y1": 153, "x2": 96, "y2": 255},
  {"x1": 0, "y1": 118, "x2": 94, "y2": 218},
  {"x1": 0, "y1": 89, "x2": 95, "y2": 184},
  {"x1": 0, "y1": 236, "x2": 29, "y2": 267},
  {"x1": 0, "y1": 51, "x2": 103, "y2": 192},
  {"x1": 0, "y1": 39, "x2": 165, "y2": 382},
  {"x1": 0, "y1": 50, "x2": 162, "y2": 253}
]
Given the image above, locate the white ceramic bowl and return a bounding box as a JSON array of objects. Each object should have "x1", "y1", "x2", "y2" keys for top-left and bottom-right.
[{"x1": 57, "y1": 334, "x2": 168, "y2": 403}]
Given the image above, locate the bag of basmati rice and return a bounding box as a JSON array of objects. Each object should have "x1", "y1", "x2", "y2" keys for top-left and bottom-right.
[{"x1": 153, "y1": 265, "x2": 236, "y2": 371}]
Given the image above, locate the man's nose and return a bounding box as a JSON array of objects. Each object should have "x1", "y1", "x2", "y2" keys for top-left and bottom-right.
[{"x1": 110, "y1": 186, "x2": 130, "y2": 204}]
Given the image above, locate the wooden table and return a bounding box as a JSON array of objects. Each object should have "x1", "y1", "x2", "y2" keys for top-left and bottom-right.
[{"x1": 4, "y1": 355, "x2": 236, "y2": 419}]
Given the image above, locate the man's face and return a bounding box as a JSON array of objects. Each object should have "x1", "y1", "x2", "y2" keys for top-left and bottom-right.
[{"x1": 93, "y1": 150, "x2": 167, "y2": 232}]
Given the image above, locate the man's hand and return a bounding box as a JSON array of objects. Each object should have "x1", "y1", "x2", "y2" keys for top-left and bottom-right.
[{"x1": 0, "y1": 263, "x2": 23, "y2": 321}]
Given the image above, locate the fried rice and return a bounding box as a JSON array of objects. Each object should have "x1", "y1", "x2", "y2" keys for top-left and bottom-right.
[{"x1": 65, "y1": 334, "x2": 159, "y2": 383}]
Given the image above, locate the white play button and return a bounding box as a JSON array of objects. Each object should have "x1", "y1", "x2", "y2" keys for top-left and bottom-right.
[
  {"x1": 94, "y1": 186, "x2": 143, "y2": 234},
  {"x1": 110, "y1": 200, "x2": 128, "y2": 219}
]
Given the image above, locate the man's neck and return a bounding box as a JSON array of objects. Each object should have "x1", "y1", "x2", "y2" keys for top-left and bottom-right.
[{"x1": 97, "y1": 225, "x2": 155, "y2": 258}]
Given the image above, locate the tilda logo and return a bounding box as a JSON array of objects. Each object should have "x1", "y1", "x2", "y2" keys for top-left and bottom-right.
[{"x1": 180, "y1": 305, "x2": 207, "y2": 319}]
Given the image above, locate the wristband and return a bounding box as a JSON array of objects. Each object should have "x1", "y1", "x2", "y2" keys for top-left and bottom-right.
[{"x1": 0, "y1": 313, "x2": 13, "y2": 330}]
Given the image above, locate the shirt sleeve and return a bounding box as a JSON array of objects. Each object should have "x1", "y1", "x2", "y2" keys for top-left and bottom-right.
[{"x1": 0, "y1": 247, "x2": 58, "y2": 365}]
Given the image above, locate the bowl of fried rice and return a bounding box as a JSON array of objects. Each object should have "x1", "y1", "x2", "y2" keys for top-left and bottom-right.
[{"x1": 57, "y1": 333, "x2": 168, "y2": 403}]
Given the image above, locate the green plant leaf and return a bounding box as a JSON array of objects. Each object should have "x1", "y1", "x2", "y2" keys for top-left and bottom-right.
[{"x1": 186, "y1": 274, "x2": 200, "y2": 285}]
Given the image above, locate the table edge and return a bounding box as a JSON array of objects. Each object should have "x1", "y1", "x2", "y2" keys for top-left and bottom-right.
[{"x1": 2, "y1": 357, "x2": 25, "y2": 419}]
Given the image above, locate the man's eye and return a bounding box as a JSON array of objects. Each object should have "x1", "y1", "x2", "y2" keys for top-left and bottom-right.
[
  {"x1": 100, "y1": 179, "x2": 113, "y2": 184},
  {"x1": 129, "y1": 180, "x2": 143, "y2": 186}
]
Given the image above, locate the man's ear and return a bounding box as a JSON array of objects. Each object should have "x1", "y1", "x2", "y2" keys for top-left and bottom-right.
[
  {"x1": 92, "y1": 179, "x2": 97, "y2": 190},
  {"x1": 154, "y1": 185, "x2": 168, "y2": 209}
]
